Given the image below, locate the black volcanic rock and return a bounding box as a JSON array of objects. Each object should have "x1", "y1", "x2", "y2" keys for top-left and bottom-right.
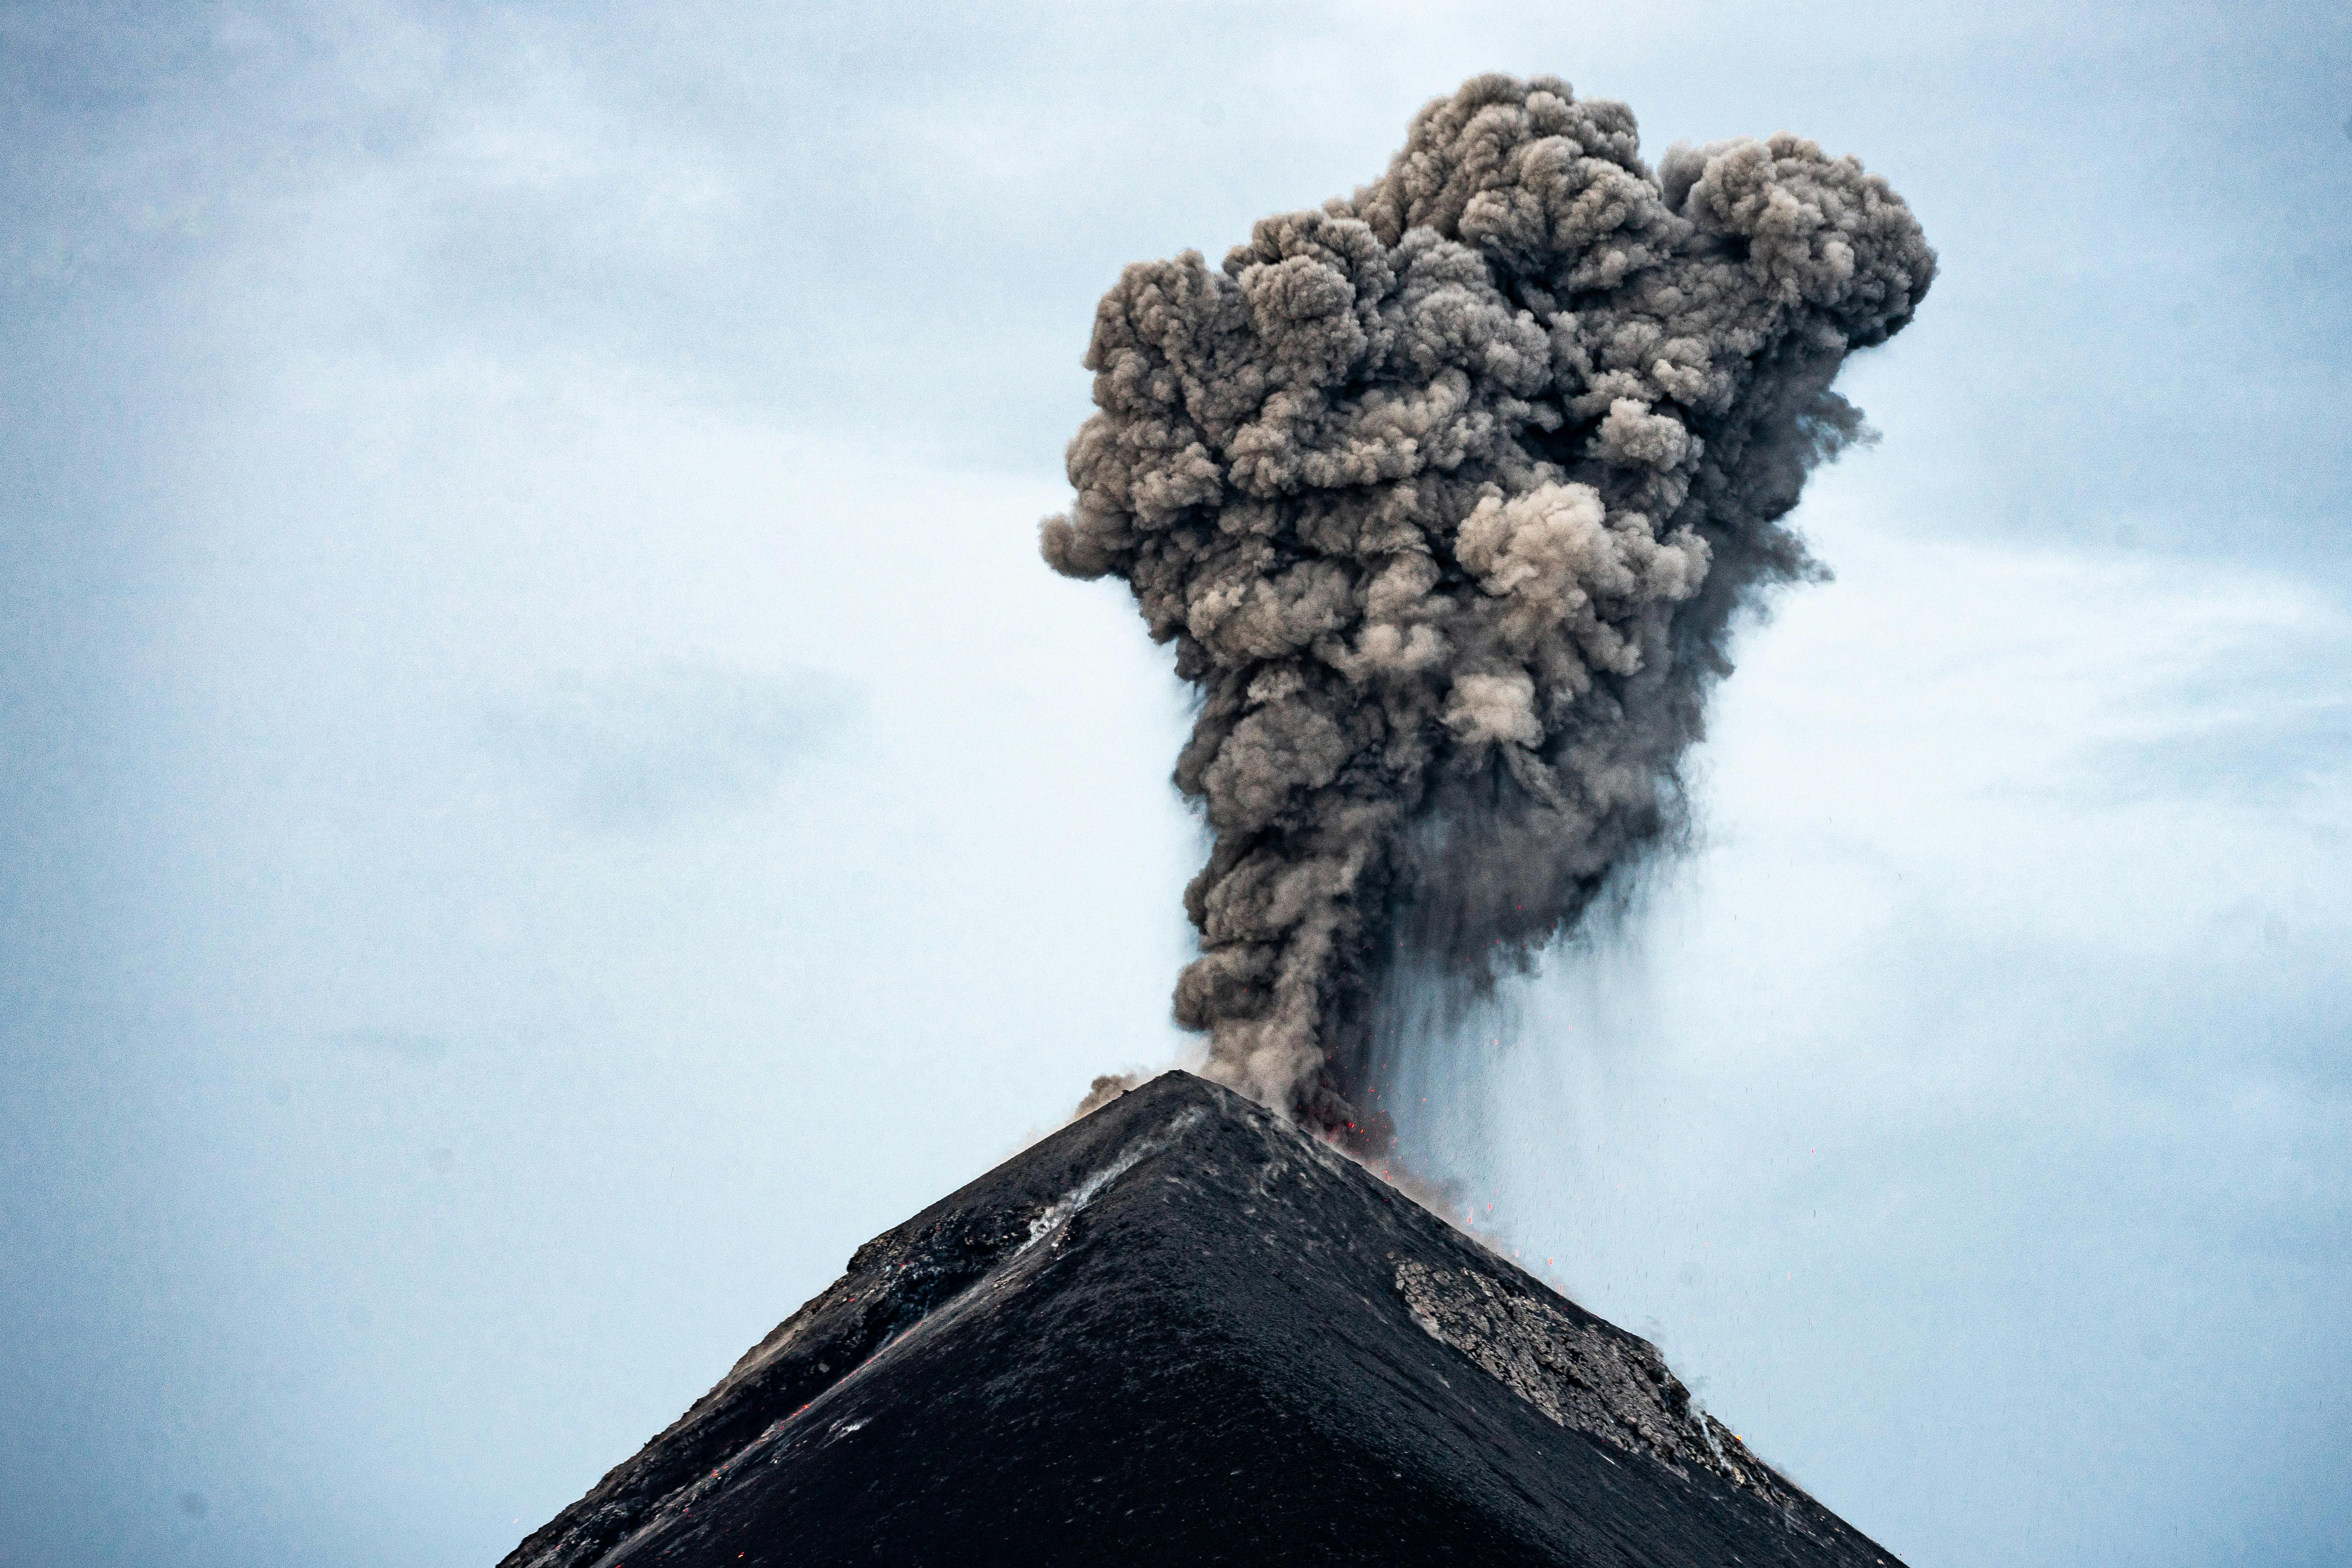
[{"x1": 504, "y1": 1072, "x2": 1901, "y2": 1567}]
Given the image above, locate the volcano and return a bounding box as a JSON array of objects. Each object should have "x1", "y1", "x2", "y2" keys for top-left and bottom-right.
[{"x1": 502, "y1": 1071, "x2": 1902, "y2": 1567}]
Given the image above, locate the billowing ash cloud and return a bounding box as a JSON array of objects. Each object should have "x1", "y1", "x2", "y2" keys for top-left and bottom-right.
[{"x1": 1045, "y1": 74, "x2": 1933, "y2": 1143}]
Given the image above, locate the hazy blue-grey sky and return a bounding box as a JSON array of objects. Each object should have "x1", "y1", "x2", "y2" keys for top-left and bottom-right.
[{"x1": 3, "y1": 3, "x2": 2346, "y2": 1565}]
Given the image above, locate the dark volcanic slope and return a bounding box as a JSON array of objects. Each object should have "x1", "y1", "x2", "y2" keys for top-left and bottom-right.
[{"x1": 504, "y1": 1073, "x2": 1901, "y2": 1567}]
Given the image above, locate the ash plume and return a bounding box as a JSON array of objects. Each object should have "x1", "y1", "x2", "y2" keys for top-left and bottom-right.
[{"x1": 1044, "y1": 74, "x2": 1933, "y2": 1143}]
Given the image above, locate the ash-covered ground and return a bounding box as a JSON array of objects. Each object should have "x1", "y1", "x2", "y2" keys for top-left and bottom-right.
[{"x1": 504, "y1": 1073, "x2": 1901, "y2": 1567}]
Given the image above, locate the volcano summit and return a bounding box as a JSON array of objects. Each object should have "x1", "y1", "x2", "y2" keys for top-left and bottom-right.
[{"x1": 502, "y1": 1072, "x2": 1901, "y2": 1567}]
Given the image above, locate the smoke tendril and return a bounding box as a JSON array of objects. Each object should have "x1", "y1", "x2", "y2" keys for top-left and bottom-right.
[{"x1": 1046, "y1": 74, "x2": 1934, "y2": 1142}]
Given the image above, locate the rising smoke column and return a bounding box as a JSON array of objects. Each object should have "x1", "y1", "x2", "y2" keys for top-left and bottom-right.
[{"x1": 1045, "y1": 75, "x2": 1933, "y2": 1141}]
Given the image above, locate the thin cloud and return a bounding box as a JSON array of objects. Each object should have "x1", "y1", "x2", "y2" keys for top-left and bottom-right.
[
  {"x1": 323, "y1": 1026, "x2": 449, "y2": 1061},
  {"x1": 485, "y1": 662, "x2": 852, "y2": 829}
]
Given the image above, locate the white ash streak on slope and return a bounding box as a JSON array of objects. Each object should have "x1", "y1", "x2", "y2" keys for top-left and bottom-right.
[{"x1": 1045, "y1": 74, "x2": 1934, "y2": 1142}]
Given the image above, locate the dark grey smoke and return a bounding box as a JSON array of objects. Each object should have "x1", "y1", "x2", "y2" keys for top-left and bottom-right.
[{"x1": 1045, "y1": 74, "x2": 1933, "y2": 1143}]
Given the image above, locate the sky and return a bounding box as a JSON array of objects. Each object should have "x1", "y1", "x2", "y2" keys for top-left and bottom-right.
[{"x1": 2, "y1": 2, "x2": 2347, "y2": 1564}]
